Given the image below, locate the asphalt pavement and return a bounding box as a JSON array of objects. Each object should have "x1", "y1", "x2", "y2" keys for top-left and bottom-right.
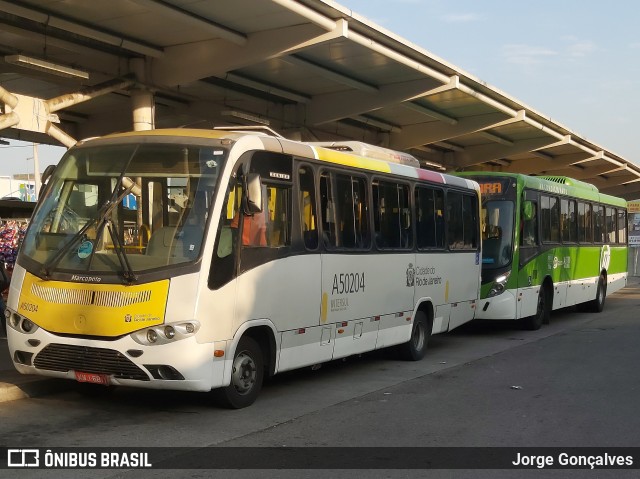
[{"x1": 1, "y1": 276, "x2": 638, "y2": 405}]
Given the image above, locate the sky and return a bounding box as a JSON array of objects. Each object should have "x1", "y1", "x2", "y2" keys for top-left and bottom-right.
[
  {"x1": 0, "y1": 0, "x2": 638, "y2": 177},
  {"x1": 343, "y1": 0, "x2": 640, "y2": 162}
]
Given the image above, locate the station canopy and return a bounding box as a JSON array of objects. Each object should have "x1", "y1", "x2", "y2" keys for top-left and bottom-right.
[{"x1": 1, "y1": 0, "x2": 639, "y2": 199}]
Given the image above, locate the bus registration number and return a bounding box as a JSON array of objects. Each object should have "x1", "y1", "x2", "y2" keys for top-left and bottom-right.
[
  {"x1": 332, "y1": 272, "x2": 365, "y2": 295},
  {"x1": 74, "y1": 371, "x2": 109, "y2": 386}
]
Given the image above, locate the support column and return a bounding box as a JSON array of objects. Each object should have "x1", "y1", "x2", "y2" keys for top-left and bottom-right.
[{"x1": 131, "y1": 89, "x2": 155, "y2": 132}]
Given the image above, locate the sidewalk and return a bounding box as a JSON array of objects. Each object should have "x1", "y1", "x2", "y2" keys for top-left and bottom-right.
[{"x1": 0, "y1": 335, "x2": 73, "y2": 403}]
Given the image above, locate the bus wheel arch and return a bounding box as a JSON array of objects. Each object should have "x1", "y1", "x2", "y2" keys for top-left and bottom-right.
[
  {"x1": 523, "y1": 277, "x2": 552, "y2": 330},
  {"x1": 398, "y1": 301, "x2": 433, "y2": 361},
  {"x1": 214, "y1": 325, "x2": 275, "y2": 409}
]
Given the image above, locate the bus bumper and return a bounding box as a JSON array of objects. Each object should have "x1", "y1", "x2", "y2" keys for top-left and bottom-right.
[
  {"x1": 7, "y1": 322, "x2": 227, "y2": 392},
  {"x1": 474, "y1": 290, "x2": 517, "y2": 320}
]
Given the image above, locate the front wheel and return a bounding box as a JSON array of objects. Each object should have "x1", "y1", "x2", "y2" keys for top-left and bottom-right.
[
  {"x1": 523, "y1": 286, "x2": 549, "y2": 330},
  {"x1": 214, "y1": 336, "x2": 264, "y2": 409},
  {"x1": 588, "y1": 275, "x2": 607, "y2": 313},
  {"x1": 398, "y1": 311, "x2": 430, "y2": 361}
]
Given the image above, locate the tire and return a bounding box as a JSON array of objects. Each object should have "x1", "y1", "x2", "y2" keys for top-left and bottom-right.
[
  {"x1": 398, "y1": 311, "x2": 430, "y2": 361},
  {"x1": 523, "y1": 285, "x2": 549, "y2": 330},
  {"x1": 588, "y1": 275, "x2": 607, "y2": 313},
  {"x1": 214, "y1": 336, "x2": 264, "y2": 409}
]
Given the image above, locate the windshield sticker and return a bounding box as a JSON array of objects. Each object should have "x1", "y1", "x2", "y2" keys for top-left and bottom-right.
[{"x1": 78, "y1": 240, "x2": 94, "y2": 259}]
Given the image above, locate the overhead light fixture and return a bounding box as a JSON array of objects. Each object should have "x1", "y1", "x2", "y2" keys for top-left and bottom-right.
[
  {"x1": 4, "y1": 55, "x2": 89, "y2": 79},
  {"x1": 221, "y1": 110, "x2": 270, "y2": 126}
]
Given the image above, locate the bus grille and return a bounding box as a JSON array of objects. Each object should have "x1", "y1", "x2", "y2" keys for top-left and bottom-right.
[
  {"x1": 34, "y1": 344, "x2": 150, "y2": 381},
  {"x1": 30, "y1": 284, "x2": 152, "y2": 308}
]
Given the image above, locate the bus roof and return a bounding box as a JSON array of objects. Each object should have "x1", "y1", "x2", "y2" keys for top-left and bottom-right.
[
  {"x1": 84, "y1": 128, "x2": 479, "y2": 193},
  {"x1": 455, "y1": 171, "x2": 626, "y2": 207}
]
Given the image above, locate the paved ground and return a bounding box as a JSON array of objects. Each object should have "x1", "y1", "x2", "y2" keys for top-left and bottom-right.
[{"x1": 1, "y1": 278, "x2": 639, "y2": 478}]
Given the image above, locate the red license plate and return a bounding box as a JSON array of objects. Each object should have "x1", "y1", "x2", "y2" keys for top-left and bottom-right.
[{"x1": 74, "y1": 371, "x2": 110, "y2": 386}]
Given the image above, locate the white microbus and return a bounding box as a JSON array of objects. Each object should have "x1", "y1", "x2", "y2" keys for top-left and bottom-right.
[{"x1": 7, "y1": 129, "x2": 481, "y2": 408}]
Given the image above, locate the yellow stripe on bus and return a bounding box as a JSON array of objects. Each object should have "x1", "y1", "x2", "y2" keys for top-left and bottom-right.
[{"x1": 314, "y1": 147, "x2": 391, "y2": 173}]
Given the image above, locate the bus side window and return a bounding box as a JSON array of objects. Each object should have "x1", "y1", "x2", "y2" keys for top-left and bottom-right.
[
  {"x1": 209, "y1": 175, "x2": 242, "y2": 290},
  {"x1": 299, "y1": 166, "x2": 318, "y2": 250},
  {"x1": 617, "y1": 209, "x2": 626, "y2": 244},
  {"x1": 447, "y1": 192, "x2": 464, "y2": 249},
  {"x1": 521, "y1": 200, "x2": 538, "y2": 247}
]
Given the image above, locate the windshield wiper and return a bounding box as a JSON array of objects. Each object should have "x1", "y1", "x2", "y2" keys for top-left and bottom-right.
[
  {"x1": 41, "y1": 183, "x2": 136, "y2": 279},
  {"x1": 104, "y1": 220, "x2": 137, "y2": 285}
]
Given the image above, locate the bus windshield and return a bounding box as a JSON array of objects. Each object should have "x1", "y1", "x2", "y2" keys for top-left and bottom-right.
[
  {"x1": 481, "y1": 199, "x2": 514, "y2": 269},
  {"x1": 21, "y1": 140, "x2": 226, "y2": 280}
]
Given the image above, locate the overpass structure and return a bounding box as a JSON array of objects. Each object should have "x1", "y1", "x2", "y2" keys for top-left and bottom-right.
[{"x1": 0, "y1": 0, "x2": 639, "y2": 199}]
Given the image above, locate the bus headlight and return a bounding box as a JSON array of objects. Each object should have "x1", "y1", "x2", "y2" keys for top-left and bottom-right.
[
  {"x1": 5, "y1": 309, "x2": 40, "y2": 334},
  {"x1": 132, "y1": 321, "x2": 200, "y2": 346},
  {"x1": 487, "y1": 272, "x2": 511, "y2": 297},
  {"x1": 147, "y1": 329, "x2": 158, "y2": 343},
  {"x1": 164, "y1": 326, "x2": 175, "y2": 339}
]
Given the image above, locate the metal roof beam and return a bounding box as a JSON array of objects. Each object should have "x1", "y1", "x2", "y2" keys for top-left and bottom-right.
[
  {"x1": 131, "y1": 0, "x2": 246, "y2": 45},
  {"x1": 224, "y1": 73, "x2": 311, "y2": 104},
  {"x1": 0, "y1": 0, "x2": 164, "y2": 58},
  {"x1": 478, "y1": 131, "x2": 513, "y2": 146},
  {"x1": 352, "y1": 115, "x2": 401, "y2": 133},
  {"x1": 284, "y1": 55, "x2": 378, "y2": 92},
  {"x1": 152, "y1": 23, "x2": 330, "y2": 86},
  {"x1": 306, "y1": 78, "x2": 439, "y2": 125},
  {"x1": 599, "y1": 181, "x2": 640, "y2": 199},
  {"x1": 450, "y1": 136, "x2": 561, "y2": 169},
  {"x1": 390, "y1": 112, "x2": 507, "y2": 150},
  {"x1": 280, "y1": 18, "x2": 349, "y2": 56},
  {"x1": 402, "y1": 102, "x2": 457, "y2": 124},
  {"x1": 588, "y1": 170, "x2": 639, "y2": 189},
  {"x1": 505, "y1": 146, "x2": 594, "y2": 174},
  {"x1": 542, "y1": 164, "x2": 625, "y2": 180}
]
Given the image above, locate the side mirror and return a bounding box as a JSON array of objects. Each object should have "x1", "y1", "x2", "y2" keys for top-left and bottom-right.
[
  {"x1": 244, "y1": 173, "x2": 262, "y2": 214},
  {"x1": 40, "y1": 164, "x2": 56, "y2": 187},
  {"x1": 522, "y1": 200, "x2": 534, "y2": 221}
]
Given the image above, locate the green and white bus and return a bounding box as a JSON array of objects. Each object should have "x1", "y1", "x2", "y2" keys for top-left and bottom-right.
[{"x1": 456, "y1": 172, "x2": 627, "y2": 330}]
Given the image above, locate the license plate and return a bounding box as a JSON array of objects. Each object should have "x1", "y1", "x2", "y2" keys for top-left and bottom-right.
[{"x1": 74, "y1": 371, "x2": 110, "y2": 386}]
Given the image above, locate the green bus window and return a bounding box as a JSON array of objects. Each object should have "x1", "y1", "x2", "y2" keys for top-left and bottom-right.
[
  {"x1": 605, "y1": 207, "x2": 616, "y2": 243},
  {"x1": 521, "y1": 201, "x2": 538, "y2": 247},
  {"x1": 594, "y1": 205, "x2": 605, "y2": 243},
  {"x1": 561, "y1": 199, "x2": 577, "y2": 243},
  {"x1": 578, "y1": 202, "x2": 591, "y2": 243},
  {"x1": 541, "y1": 195, "x2": 560, "y2": 243},
  {"x1": 618, "y1": 209, "x2": 627, "y2": 244}
]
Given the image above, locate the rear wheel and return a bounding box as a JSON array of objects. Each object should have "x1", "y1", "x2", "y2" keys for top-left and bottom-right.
[
  {"x1": 398, "y1": 311, "x2": 430, "y2": 361},
  {"x1": 588, "y1": 275, "x2": 607, "y2": 313},
  {"x1": 214, "y1": 336, "x2": 264, "y2": 409}
]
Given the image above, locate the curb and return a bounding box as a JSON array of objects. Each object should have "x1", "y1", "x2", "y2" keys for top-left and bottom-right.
[{"x1": 0, "y1": 372, "x2": 73, "y2": 403}]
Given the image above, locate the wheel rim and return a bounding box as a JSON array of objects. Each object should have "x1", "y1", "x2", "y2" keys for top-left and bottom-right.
[
  {"x1": 231, "y1": 350, "x2": 257, "y2": 395},
  {"x1": 412, "y1": 321, "x2": 426, "y2": 352}
]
